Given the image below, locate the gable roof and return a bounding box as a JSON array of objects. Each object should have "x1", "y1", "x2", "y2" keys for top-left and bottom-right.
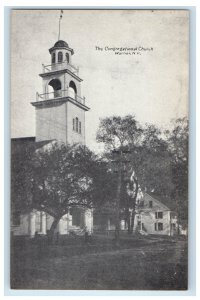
[{"x1": 142, "y1": 193, "x2": 170, "y2": 211}]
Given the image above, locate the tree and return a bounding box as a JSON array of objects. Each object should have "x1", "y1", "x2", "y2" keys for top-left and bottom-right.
[
  {"x1": 97, "y1": 116, "x2": 144, "y2": 237},
  {"x1": 96, "y1": 115, "x2": 176, "y2": 235},
  {"x1": 11, "y1": 142, "x2": 112, "y2": 240},
  {"x1": 165, "y1": 117, "x2": 189, "y2": 229}
]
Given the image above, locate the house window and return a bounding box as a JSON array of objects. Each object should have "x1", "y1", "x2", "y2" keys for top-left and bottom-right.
[
  {"x1": 139, "y1": 200, "x2": 144, "y2": 208},
  {"x1": 149, "y1": 201, "x2": 153, "y2": 208},
  {"x1": 58, "y1": 51, "x2": 63, "y2": 63},
  {"x1": 155, "y1": 211, "x2": 163, "y2": 219},
  {"x1": 79, "y1": 121, "x2": 81, "y2": 134},
  {"x1": 73, "y1": 118, "x2": 75, "y2": 131},
  {"x1": 154, "y1": 223, "x2": 163, "y2": 231}
]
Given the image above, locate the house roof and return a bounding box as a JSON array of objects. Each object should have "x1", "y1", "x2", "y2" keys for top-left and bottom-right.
[
  {"x1": 142, "y1": 193, "x2": 170, "y2": 210},
  {"x1": 141, "y1": 192, "x2": 176, "y2": 212}
]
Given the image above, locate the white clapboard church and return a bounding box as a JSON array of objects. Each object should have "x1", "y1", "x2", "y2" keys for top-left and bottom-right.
[
  {"x1": 11, "y1": 39, "x2": 93, "y2": 237},
  {"x1": 11, "y1": 38, "x2": 179, "y2": 238}
]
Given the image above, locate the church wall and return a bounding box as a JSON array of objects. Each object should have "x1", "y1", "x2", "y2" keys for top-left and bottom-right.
[
  {"x1": 57, "y1": 213, "x2": 72, "y2": 235},
  {"x1": 66, "y1": 101, "x2": 85, "y2": 145},
  {"x1": 84, "y1": 209, "x2": 93, "y2": 233},
  {"x1": 11, "y1": 214, "x2": 30, "y2": 236},
  {"x1": 42, "y1": 73, "x2": 65, "y2": 95},
  {"x1": 35, "y1": 102, "x2": 67, "y2": 143},
  {"x1": 64, "y1": 72, "x2": 81, "y2": 96}
]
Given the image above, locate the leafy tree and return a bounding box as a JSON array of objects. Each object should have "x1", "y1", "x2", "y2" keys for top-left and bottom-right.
[
  {"x1": 11, "y1": 142, "x2": 113, "y2": 239},
  {"x1": 97, "y1": 115, "x2": 143, "y2": 236},
  {"x1": 96, "y1": 115, "x2": 177, "y2": 235},
  {"x1": 165, "y1": 117, "x2": 189, "y2": 229}
]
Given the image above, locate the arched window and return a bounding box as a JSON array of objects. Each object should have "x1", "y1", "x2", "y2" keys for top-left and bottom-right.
[
  {"x1": 68, "y1": 81, "x2": 77, "y2": 99},
  {"x1": 48, "y1": 78, "x2": 62, "y2": 98},
  {"x1": 76, "y1": 117, "x2": 79, "y2": 132},
  {"x1": 72, "y1": 117, "x2": 81, "y2": 134},
  {"x1": 52, "y1": 53, "x2": 56, "y2": 64},
  {"x1": 58, "y1": 51, "x2": 63, "y2": 63},
  {"x1": 65, "y1": 53, "x2": 69, "y2": 63},
  {"x1": 79, "y1": 121, "x2": 81, "y2": 134}
]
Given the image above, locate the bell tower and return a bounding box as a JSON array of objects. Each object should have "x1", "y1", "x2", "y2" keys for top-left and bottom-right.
[{"x1": 31, "y1": 40, "x2": 89, "y2": 145}]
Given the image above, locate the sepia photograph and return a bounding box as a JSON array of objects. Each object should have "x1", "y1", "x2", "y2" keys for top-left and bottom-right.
[{"x1": 10, "y1": 9, "x2": 189, "y2": 290}]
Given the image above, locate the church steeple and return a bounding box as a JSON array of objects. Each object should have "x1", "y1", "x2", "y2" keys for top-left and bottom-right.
[
  {"x1": 49, "y1": 40, "x2": 74, "y2": 67},
  {"x1": 31, "y1": 39, "x2": 90, "y2": 145}
]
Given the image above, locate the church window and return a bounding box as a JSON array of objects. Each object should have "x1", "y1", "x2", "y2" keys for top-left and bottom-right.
[
  {"x1": 69, "y1": 81, "x2": 77, "y2": 99},
  {"x1": 48, "y1": 78, "x2": 62, "y2": 98},
  {"x1": 66, "y1": 53, "x2": 69, "y2": 63},
  {"x1": 79, "y1": 121, "x2": 81, "y2": 134},
  {"x1": 76, "y1": 117, "x2": 79, "y2": 132},
  {"x1": 52, "y1": 53, "x2": 56, "y2": 64},
  {"x1": 73, "y1": 117, "x2": 82, "y2": 134},
  {"x1": 58, "y1": 51, "x2": 63, "y2": 63}
]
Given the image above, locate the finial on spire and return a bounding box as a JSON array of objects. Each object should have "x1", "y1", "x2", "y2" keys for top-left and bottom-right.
[{"x1": 58, "y1": 10, "x2": 64, "y2": 40}]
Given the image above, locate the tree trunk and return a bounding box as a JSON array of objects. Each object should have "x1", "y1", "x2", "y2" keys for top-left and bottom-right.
[
  {"x1": 48, "y1": 217, "x2": 61, "y2": 244},
  {"x1": 128, "y1": 178, "x2": 139, "y2": 235},
  {"x1": 127, "y1": 210, "x2": 132, "y2": 235},
  {"x1": 130, "y1": 209, "x2": 135, "y2": 233}
]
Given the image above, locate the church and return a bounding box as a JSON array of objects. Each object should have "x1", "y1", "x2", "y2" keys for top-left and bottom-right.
[
  {"x1": 11, "y1": 38, "x2": 179, "y2": 238},
  {"x1": 11, "y1": 39, "x2": 93, "y2": 237}
]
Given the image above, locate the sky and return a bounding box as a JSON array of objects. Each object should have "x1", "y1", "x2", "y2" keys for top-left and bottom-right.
[{"x1": 10, "y1": 9, "x2": 189, "y2": 152}]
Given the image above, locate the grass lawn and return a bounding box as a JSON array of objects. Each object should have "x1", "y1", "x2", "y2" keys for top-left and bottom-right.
[{"x1": 11, "y1": 233, "x2": 187, "y2": 290}]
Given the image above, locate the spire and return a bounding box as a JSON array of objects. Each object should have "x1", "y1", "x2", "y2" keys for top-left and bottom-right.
[{"x1": 58, "y1": 10, "x2": 64, "y2": 40}]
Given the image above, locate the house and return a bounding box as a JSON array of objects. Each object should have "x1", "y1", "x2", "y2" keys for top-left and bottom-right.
[
  {"x1": 11, "y1": 39, "x2": 93, "y2": 237},
  {"x1": 93, "y1": 192, "x2": 178, "y2": 236},
  {"x1": 134, "y1": 193, "x2": 178, "y2": 236}
]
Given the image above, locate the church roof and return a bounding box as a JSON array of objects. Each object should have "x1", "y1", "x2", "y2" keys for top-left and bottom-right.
[
  {"x1": 54, "y1": 40, "x2": 69, "y2": 48},
  {"x1": 49, "y1": 40, "x2": 74, "y2": 55},
  {"x1": 11, "y1": 137, "x2": 55, "y2": 151}
]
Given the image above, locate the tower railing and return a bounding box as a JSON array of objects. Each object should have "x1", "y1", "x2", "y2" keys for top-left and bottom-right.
[
  {"x1": 36, "y1": 89, "x2": 86, "y2": 105},
  {"x1": 42, "y1": 62, "x2": 79, "y2": 75}
]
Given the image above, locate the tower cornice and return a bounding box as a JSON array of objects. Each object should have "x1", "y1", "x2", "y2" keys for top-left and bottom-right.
[
  {"x1": 31, "y1": 96, "x2": 90, "y2": 112},
  {"x1": 39, "y1": 69, "x2": 83, "y2": 82}
]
